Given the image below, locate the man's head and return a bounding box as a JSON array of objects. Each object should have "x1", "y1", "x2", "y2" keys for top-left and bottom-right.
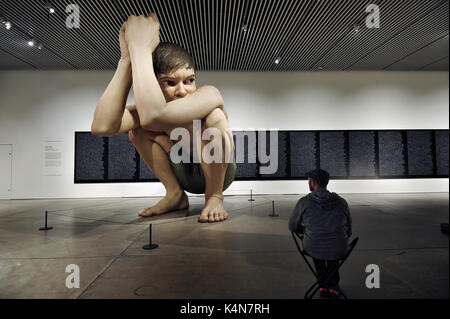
[
  {"x1": 306, "y1": 169, "x2": 330, "y2": 192},
  {"x1": 153, "y1": 42, "x2": 196, "y2": 102}
]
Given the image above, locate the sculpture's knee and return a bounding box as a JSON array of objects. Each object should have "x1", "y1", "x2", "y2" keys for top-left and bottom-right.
[
  {"x1": 201, "y1": 108, "x2": 233, "y2": 162},
  {"x1": 130, "y1": 127, "x2": 173, "y2": 153}
]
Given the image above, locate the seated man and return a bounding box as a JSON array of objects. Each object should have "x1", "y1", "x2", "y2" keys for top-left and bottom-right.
[
  {"x1": 289, "y1": 169, "x2": 352, "y2": 298},
  {"x1": 91, "y1": 13, "x2": 235, "y2": 223}
]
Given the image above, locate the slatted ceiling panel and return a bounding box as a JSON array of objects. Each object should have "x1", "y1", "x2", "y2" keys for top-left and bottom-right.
[
  {"x1": 277, "y1": 0, "x2": 331, "y2": 71},
  {"x1": 189, "y1": 0, "x2": 207, "y2": 70},
  {"x1": 347, "y1": 0, "x2": 447, "y2": 70},
  {"x1": 220, "y1": 1, "x2": 234, "y2": 70},
  {"x1": 75, "y1": 0, "x2": 121, "y2": 66},
  {"x1": 258, "y1": 0, "x2": 307, "y2": 71},
  {"x1": 214, "y1": 1, "x2": 222, "y2": 69},
  {"x1": 235, "y1": 0, "x2": 263, "y2": 70},
  {"x1": 222, "y1": 0, "x2": 242, "y2": 70},
  {"x1": 217, "y1": 1, "x2": 228, "y2": 70},
  {"x1": 421, "y1": 56, "x2": 449, "y2": 70},
  {"x1": 51, "y1": 0, "x2": 112, "y2": 69},
  {"x1": 277, "y1": 0, "x2": 344, "y2": 71},
  {"x1": 0, "y1": 0, "x2": 110, "y2": 69},
  {"x1": 310, "y1": 0, "x2": 427, "y2": 70},
  {"x1": 2, "y1": 1, "x2": 76, "y2": 69},
  {"x1": 0, "y1": 19, "x2": 72, "y2": 69},
  {"x1": 282, "y1": 0, "x2": 382, "y2": 71},
  {"x1": 0, "y1": 27, "x2": 38, "y2": 68},
  {"x1": 249, "y1": 0, "x2": 286, "y2": 71},
  {"x1": 257, "y1": 0, "x2": 301, "y2": 71},
  {"x1": 312, "y1": 0, "x2": 381, "y2": 70},
  {"x1": 307, "y1": 0, "x2": 394, "y2": 71},
  {"x1": 0, "y1": 0, "x2": 448, "y2": 71},
  {"x1": 193, "y1": 0, "x2": 205, "y2": 69},
  {"x1": 235, "y1": 0, "x2": 262, "y2": 70},
  {"x1": 207, "y1": 0, "x2": 218, "y2": 69},
  {"x1": 0, "y1": 49, "x2": 34, "y2": 69},
  {"x1": 177, "y1": 0, "x2": 205, "y2": 70},
  {"x1": 51, "y1": 0, "x2": 115, "y2": 69},
  {"x1": 387, "y1": 35, "x2": 450, "y2": 70},
  {"x1": 348, "y1": 0, "x2": 449, "y2": 70}
]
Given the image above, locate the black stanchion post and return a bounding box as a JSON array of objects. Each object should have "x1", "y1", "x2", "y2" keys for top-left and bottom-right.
[
  {"x1": 143, "y1": 223, "x2": 159, "y2": 250},
  {"x1": 268, "y1": 200, "x2": 279, "y2": 217},
  {"x1": 39, "y1": 210, "x2": 53, "y2": 231},
  {"x1": 248, "y1": 189, "x2": 255, "y2": 202}
]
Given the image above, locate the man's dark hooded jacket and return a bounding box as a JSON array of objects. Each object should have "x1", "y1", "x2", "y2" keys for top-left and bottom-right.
[{"x1": 289, "y1": 189, "x2": 352, "y2": 260}]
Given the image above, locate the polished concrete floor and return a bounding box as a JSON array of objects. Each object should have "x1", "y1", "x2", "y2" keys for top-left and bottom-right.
[{"x1": 0, "y1": 193, "x2": 448, "y2": 299}]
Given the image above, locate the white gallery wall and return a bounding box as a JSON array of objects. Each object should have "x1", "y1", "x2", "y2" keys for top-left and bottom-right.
[{"x1": 0, "y1": 70, "x2": 448, "y2": 199}]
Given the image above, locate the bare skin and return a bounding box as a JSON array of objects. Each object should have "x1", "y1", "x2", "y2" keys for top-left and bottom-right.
[
  {"x1": 92, "y1": 14, "x2": 233, "y2": 223},
  {"x1": 138, "y1": 190, "x2": 189, "y2": 217},
  {"x1": 199, "y1": 196, "x2": 228, "y2": 222},
  {"x1": 128, "y1": 96, "x2": 232, "y2": 222}
]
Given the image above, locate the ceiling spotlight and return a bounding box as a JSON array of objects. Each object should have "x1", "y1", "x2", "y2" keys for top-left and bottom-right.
[
  {"x1": 242, "y1": 24, "x2": 248, "y2": 32},
  {"x1": 45, "y1": 2, "x2": 55, "y2": 14},
  {"x1": 5, "y1": 21, "x2": 12, "y2": 29},
  {"x1": 274, "y1": 57, "x2": 281, "y2": 65},
  {"x1": 0, "y1": 17, "x2": 5, "y2": 24},
  {"x1": 37, "y1": 43, "x2": 44, "y2": 50},
  {"x1": 353, "y1": 24, "x2": 360, "y2": 33},
  {"x1": 28, "y1": 39, "x2": 36, "y2": 47}
]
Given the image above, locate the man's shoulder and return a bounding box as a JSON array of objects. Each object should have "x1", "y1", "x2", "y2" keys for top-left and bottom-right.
[
  {"x1": 332, "y1": 193, "x2": 350, "y2": 209},
  {"x1": 334, "y1": 193, "x2": 347, "y2": 203},
  {"x1": 298, "y1": 194, "x2": 312, "y2": 205}
]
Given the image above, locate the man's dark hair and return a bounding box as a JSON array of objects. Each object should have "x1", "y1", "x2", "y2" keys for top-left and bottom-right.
[
  {"x1": 306, "y1": 169, "x2": 330, "y2": 188},
  {"x1": 152, "y1": 42, "x2": 195, "y2": 76}
]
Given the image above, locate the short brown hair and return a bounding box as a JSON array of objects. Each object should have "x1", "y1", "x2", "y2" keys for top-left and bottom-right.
[{"x1": 152, "y1": 42, "x2": 195, "y2": 76}]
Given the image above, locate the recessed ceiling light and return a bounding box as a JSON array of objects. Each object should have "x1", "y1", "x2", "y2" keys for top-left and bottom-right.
[
  {"x1": 242, "y1": 24, "x2": 248, "y2": 32},
  {"x1": 28, "y1": 39, "x2": 36, "y2": 47},
  {"x1": 5, "y1": 21, "x2": 12, "y2": 29},
  {"x1": 37, "y1": 43, "x2": 44, "y2": 50},
  {"x1": 274, "y1": 57, "x2": 281, "y2": 64},
  {"x1": 45, "y1": 2, "x2": 55, "y2": 14},
  {"x1": 354, "y1": 24, "x2": 360, "y2": 33}
]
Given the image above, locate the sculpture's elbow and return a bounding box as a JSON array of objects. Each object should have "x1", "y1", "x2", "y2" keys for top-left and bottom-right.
[
  {"x1": 91, "y1": 124, "x2": 102, "y2": 136},
  {"x1": 139, "y1": 116, "x2": 154, "y2": 131},
  {"x1": 139, "y1": 108, "x2": 166, "y2": 131},
  {"x1": 215, "y1": 88, "x2": 224, "y2": 107},
  {"x1": 91, "y1": 124, "x2": 116, "y2": 137},
  {"x1": 204, "y1": 85, "x2": 224, "y2": 107},
  {"x1": 140, "y1": 116, "x2": 166, "y2": 132}
]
